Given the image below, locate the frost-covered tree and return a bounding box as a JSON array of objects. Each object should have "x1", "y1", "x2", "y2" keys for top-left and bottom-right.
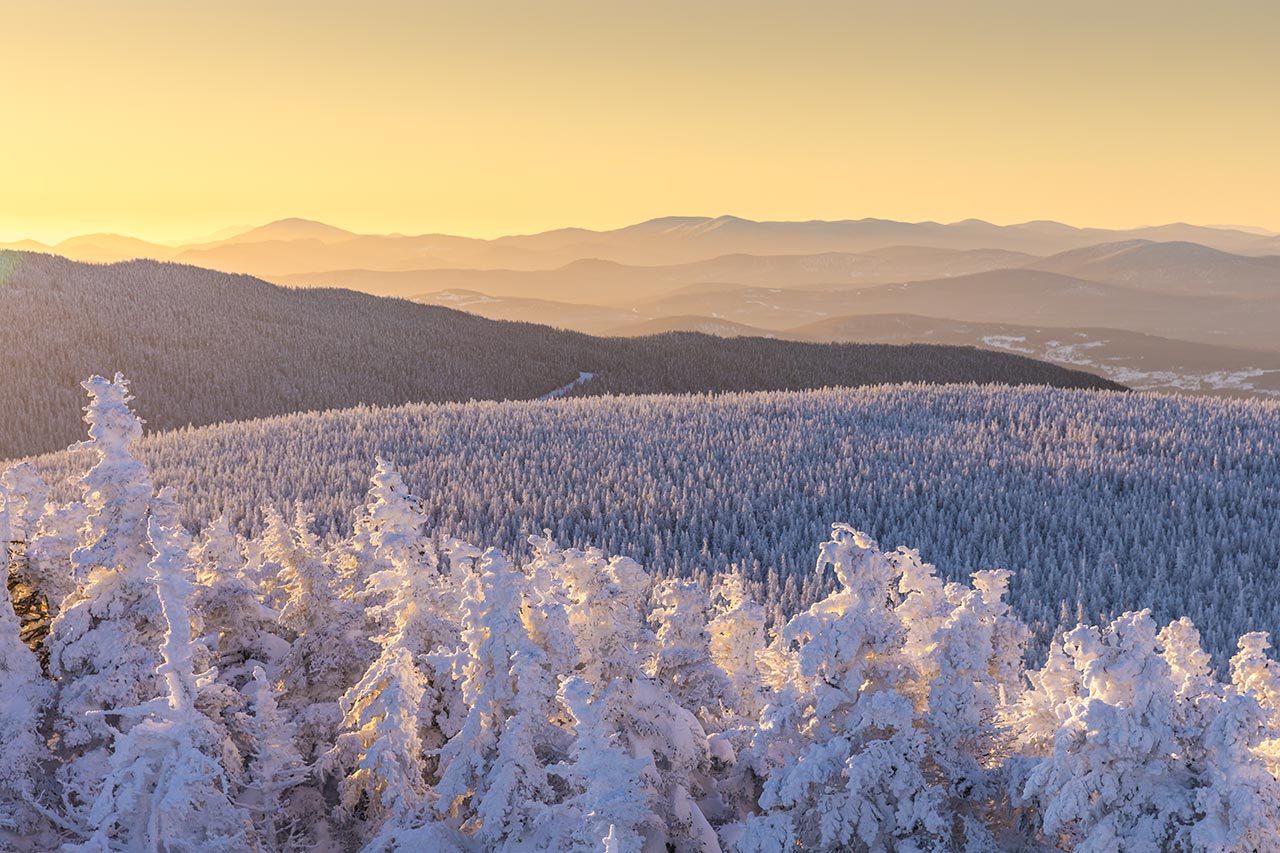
[
  {"x1": 325, "y1": 461, "x2": 463, "y2": 844},
  {"x1": 192, "y1": 517, "x2": 289, "y2": 690},
  {"x1": 906, "y1": 565, "x2": 1029, "y2": 843},
  {"x1": 648, "y1": 578, "x2": 734, "y2": 728},
  {"x1": 527, "y1": 676, "x2": 655, "y2": 853},
  {"x1": 434, "y1": 549, "x2": 561, "y2": 848},
  {"x1": 1020, "y1": 611, "x2": 1197, "y2": 850},
  {"x1": 339, "y1": 458, "x2": 430, "y2": 600},
  {"x1": 68, "y1": 519, "x2": 250, "y2": 852},
  {"x1": 276, "y1": 509, "x2": 375, "y2": 759},
  {"x1": 531, "y1": 538, "x2": 721, "y2": 851},
  {"x1": 0, "y1": 463, "x2": 48, "y2": 541},
  {"x1": 2, "y1": 462, "x2": 72, "y2": 650},
  {"x1": 1190, "y1": 690, "x2": 1280, "y2": 852},
  {"x1": 328, "y1": 645, "x2": 431, "y2": 831},
  {"x1": 240, "y1": 665, "x2": 310, "y2": 853},
  {"x1": 522, "y1": 533, "x2": 581, "y2": 698},
  {"x1": 707, "y1": 569, "x2": 767, "y2": 722},
  {"x1": 1230, "y1": 632, "x2": 1280, "y2": 775},
  {"x1": 67, "y1": 375, "x2": 154, "y2": 583},
  {"x1": 352, "y1": 461, "x2": 460, "y2": 744},
  {"x1": 743, "y1": 525, "x2": 949, "y2": 852},
  {"x1": 540, "y1": 543, "x2": 651, "y2": 686},
  {"x1": 46, "y1": 375, "x2": 166, "y2": 812}
]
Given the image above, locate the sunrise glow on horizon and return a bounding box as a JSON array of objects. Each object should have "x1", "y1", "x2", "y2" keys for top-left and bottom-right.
[{"x1": 3, "y1": 0, "x2": 1277, "y2": 244}]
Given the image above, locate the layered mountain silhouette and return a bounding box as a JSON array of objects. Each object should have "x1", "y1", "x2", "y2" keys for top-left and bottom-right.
[
  {"x1": 3, "y1": 215, "x2": 1276, "y2": 401},
  {"x1": 6, "y1": 215, "x2": 1279, "y2": 275}
]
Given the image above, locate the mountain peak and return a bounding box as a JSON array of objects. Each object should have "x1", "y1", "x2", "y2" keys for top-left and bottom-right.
[{"x1": 229, "y1": 218, "x2": 357, "y2": 244}]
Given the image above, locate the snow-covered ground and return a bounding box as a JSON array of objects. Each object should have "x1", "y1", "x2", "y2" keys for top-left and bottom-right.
[
  {"x1": 982, "y1": 335, "x2": 1280, "y2": 397},
  {"x1": 538, "y1": 371, "x2": 596, "y2": 400}
]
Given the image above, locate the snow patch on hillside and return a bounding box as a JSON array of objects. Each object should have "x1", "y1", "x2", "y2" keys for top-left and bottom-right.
[
  {"x1": 539, "y1": 371, "x2": 596, "y2": 400},
  {"x1": 981, "y1": 335, "x2": 1034, "y2": 354}
]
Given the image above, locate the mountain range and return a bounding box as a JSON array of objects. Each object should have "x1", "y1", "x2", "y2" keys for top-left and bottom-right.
[
  {"x1": 6, "y1": 215, "x2": 1279, "y2": 274},
  {"x1": 5, "y1": 215, "x2": 1277, "y2": 400}
]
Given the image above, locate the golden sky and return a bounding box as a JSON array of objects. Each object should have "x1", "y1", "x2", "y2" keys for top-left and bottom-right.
[{"x1": 3, "y1": 0, "x2": 1277, "y2": 243}]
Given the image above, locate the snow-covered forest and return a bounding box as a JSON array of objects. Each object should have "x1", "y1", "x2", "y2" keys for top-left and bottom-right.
[
  {"x1": 0, "y1": 251, "x2": 1120, "y2": 460},
  {"x1": 27, "y1": 380, "x2": 1280, "y2": 663},
  {"x1": 5, "y1": 376, "x2": 1280, "y2": 852}
]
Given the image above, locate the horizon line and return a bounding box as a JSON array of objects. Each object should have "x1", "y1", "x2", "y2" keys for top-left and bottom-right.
[{"x1": 4, "y1": 213, "x2": 1279, "y2": 249}]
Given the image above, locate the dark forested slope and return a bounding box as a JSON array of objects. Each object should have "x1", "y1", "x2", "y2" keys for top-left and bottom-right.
[{"x1": 0, "y1": 251, "x2": 1121, "y2": 459}]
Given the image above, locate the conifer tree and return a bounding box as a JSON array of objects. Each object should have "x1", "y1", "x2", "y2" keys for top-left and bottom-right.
[
  {"x1": 68, "y1": 519, "x2": 250, "y2": 852},
  {"x1": 707, "y1": 569, "x2": 767, "y2": 722},
  {"x1": 241, "y1": 666, "x2": 310, "y2": 853},
  {"x1": 434, "y1": 549, "x2": 560, "y2": 847},
  {"x1": 1021, "y1": 611, "x2": 1196, "y2": 850},
  {"x1": 46, "y1": 374, "x2": 165, "y2": 812},
  {"x1": 648, "y1": 578, "x2": 734, "y2": 728},
  {"x1": 743, "y1": 525, "x2": 948, "y2": 851}
]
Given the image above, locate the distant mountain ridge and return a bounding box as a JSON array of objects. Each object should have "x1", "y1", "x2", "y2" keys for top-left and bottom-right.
[
  {"x1": 4, "y1": 215, "x2": 1278, "y2": 276},
  {"x1": 0, "y1": 250, "x2": 1120, "y2": 460}
]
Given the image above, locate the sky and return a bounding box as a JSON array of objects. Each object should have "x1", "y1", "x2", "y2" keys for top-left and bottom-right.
[{"x1": 2, "y1": 0, "x2": 1277, "y2": 244}]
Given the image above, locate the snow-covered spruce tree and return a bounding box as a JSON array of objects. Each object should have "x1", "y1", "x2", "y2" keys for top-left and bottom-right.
[
  {"x1": 648, "y1": 578, "x2": 734, "y2": 729},
  {"x1": 66, "y1": 375, "x2": 154, "y2": 584},
  {"x1": 703, "y1": 569, "x2": 770, "y2": 825},
  {"x1": 740, "y1": 525, "x2": 949, "y2": 852},
  {"x1": 529, "y1": 536, "x2": 726, "y2": 851},
  {"x1": 0, "y1": 462, "x2": 63, "y2": 661},
  {"x1": 20, "y1": 487, "x2": 88, "y2": 633},
  {"x1": 276, "y1": 508, "x2": 376, "y2": 759},
  {"x1": 45, "y1": 374, "x2": 167, "y2": 813},
  {"x1": 354, "y1": 460, "x2": 461, "y2": 752},
  {"x1": 0, "y1": 463, "x2": 48, "y2": 542},
  {"x1": 591, "y1": 660, "x2": 724, "y2": 852},
  {"x1": 329, "y1": 643, "x2": 431, "y2": 840},
  {"x1": 522, "y1": 533, "x2": 582, "y2": 702},
  {"x1": 1011, "y1": 635, "x2": 1085, "y2": 759},
  {"x1": 706, "y1": 569, "x2": 767, "y2": 723},
  {"x1": 242, "y1": 506, "x2": 292, "y2": 612},
  {"x1": 0, "y1": 498, "x2": 57, "y2": 845},
  {"x1": 337, "y1": 457, "x2": 431, "y2": 603},
  {"x1": 325, "y1": 461, "x2": 467, "y2": 844},
  {"x1": 525, "y1": 676, "x2": 656, "y2": 852},
  {"x1": 1231, "y1": 632, "x2": 1280, "y2": 775},
  {"x1": 903, "y1": 563, "x2": 1030, "y2": 844},
  {"x1": 191, "y1": 516, "x2": 290, "y2": 691},
  {"x1": 434, "y1": 548, "x2": 562, "y2": 849},
  {"x1": 539, "y1": 542, "x2": 652, "y2": 687},
  {"x1": 240, "y1": 666, "x2": 317, "y2": 853},
  {"x1": 1190, "y1": 690, "x2": 1280, "y2": 851},
  {"x1": 68, "y1": 519, "x2": 250, "y2": 852},
  {"x1": 1020, "y1": 611, "x2": 1197, "y2": 850}
]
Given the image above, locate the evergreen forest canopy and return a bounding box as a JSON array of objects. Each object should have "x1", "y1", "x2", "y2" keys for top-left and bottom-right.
[
  {"x1": 3, "y1": 376, "x2": 1280, "y2": 851},
  {"x1": 26, "y1": 381, "x2": 1279, "y2": 664},
  {"x1": 0, "y1": 250, "x2": 1120, "y2": 461}
]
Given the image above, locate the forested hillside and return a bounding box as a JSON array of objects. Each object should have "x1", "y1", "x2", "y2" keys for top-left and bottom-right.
[
  {"x1": 0, "y1": 251, "x2": 1119, "y2": 460},
  {"x1": 4, "y1": 377, "x2": 1280, "y2": 852},
  {"x1": 28, "y1": 382, "x2": 1279, "y2": 662}
]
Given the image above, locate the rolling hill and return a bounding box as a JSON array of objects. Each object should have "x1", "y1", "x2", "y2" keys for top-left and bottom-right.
[
  {"x1": 27, "y1": 384, "x2": 1279, "y2": 662},
  {"x1": 1028, "y1": 240, "x2": 1280, "y2": 297},
  {"x1": 0, "y1": 251, "x2": 1119, "y2": 461}
]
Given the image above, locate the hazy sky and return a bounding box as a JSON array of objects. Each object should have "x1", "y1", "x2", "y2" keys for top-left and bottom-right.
[{"x1": 3, "y1": 1, "x2": 1277, "y2": 243}]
